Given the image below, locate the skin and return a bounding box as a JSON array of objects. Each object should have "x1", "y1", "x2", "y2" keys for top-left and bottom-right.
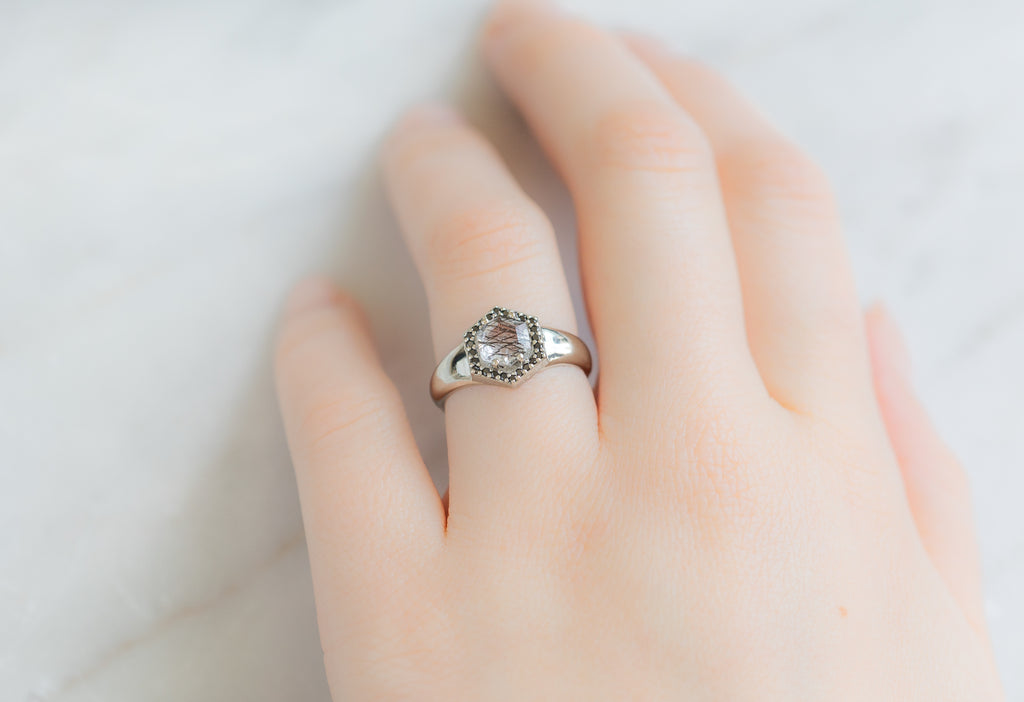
[{"x1": 273, "y1": 1, "x2": 1004, "y2": 699}]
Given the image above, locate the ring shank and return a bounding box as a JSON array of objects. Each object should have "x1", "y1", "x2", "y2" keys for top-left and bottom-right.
[{"x1": 429, "y1": 327, "x2": 592, "y2": 407}]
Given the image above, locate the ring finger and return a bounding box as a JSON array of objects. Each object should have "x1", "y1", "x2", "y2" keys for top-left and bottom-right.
[{"x1": 383, "y1": 105, "x2": 598, "y2": 516}]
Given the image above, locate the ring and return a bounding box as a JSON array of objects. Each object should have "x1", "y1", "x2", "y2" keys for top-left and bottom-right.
[{"x1": 430, "y1": 306, "x2": 592, "y2": 407}]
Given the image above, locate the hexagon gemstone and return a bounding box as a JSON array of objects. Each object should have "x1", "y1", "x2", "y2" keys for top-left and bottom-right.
[{"x1": 475, "y1": 317, "x2": 531, "y2": 372}]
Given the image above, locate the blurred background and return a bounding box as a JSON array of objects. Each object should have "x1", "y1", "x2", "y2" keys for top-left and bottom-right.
[{"x1": 1, "y1": 0, "x2": 1022, "y2": 699}]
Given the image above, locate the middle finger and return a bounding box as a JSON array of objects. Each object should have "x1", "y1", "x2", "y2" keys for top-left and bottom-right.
[{"x1": 484, "y1": 1, "x2": 766, "y2": 430}]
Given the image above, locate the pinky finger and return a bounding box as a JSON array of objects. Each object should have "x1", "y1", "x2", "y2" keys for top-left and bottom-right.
[
  {"x1": 274, "y1": 278, "x2": 445, "y2": 649},
  {"x1": 866, "y1": 304, "x2": 989, "y2": 637}
]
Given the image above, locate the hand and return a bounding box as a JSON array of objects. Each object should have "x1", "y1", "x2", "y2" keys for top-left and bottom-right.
[{"x1": 273, "y1": 1, "x2": 1003, "y2": 699}]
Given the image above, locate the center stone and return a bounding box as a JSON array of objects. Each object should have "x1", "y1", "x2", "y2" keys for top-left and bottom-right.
[{"x1": 475, "y1": 317, "x2": 532, "y2": 372}]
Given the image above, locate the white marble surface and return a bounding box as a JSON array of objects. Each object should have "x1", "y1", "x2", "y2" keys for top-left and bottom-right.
[{"x1": 2, "y1": 0, "x2": 1022, "y2": 699}]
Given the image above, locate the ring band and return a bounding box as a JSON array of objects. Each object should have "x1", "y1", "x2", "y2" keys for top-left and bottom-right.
[{"x1": 430, "y1": 306, "x2": 592, "y2": 408}]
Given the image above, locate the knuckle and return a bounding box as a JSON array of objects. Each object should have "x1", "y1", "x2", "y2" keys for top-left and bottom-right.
[
  {"x1": 804, "y1": 419, "x2": 908, "y2": 523},
  {"x1": 551, "y1": 503, "x2": 615, "y2": 574},
  {"x1": 718, "y1": 138, "x2": 835, "y2": 213},
  {"x1": 680, "y1": 407, "x2": 753, "y2": 503},
  {"x1": 427, "y1": 201, "x2": 550, "y2": 283},
  {"x1": 666, "y1": 386, "x2": 781, "y2": 522},
  {"x1": 592, "y1": 100, "x2": 713, "y2": 176}
]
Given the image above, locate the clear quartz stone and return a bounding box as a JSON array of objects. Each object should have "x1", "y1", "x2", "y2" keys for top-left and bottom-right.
[{"x1": 475, "y1": 317, "x2": 531, "y2": 372}]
